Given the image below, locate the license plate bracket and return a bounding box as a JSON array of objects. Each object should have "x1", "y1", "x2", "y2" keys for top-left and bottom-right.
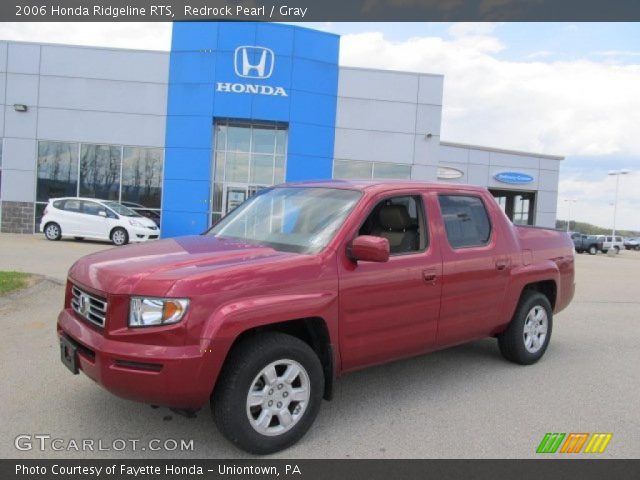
[{"x1": 60, "y1": 336, "x2": 79, "y2": 375}]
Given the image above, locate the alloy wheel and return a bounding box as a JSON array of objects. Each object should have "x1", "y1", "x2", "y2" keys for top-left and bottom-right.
[{"x1": 246, "y1": 359, "x2": 311, "y2": 437}]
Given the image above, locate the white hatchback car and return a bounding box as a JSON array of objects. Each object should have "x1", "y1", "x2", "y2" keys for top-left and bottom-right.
[{"x1": 40, "y1": 197, "x2": 160, "y2": 246}]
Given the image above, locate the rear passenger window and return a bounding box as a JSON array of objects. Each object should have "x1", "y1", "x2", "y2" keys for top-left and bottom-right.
[
  {"x1": 438, "y1": 195, "x2": 491, "y2": 248},
  {"x1": 63, "y1": 199, "x2": 81, "y2": 212},
  {"x1": 82, "y1": 201, "x2": 105, "y2": 216},
  {"x1": 52, "y1": 200, "x2": 64, "y2": 209}
]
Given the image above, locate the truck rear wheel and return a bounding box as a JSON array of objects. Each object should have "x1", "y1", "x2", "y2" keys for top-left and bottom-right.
[
  {"x1": 497, "y1": 291, "x2": 553, "y2": 365},
  {"x1": 212, "y1": 332, "x2": 324, "y2": 454}
]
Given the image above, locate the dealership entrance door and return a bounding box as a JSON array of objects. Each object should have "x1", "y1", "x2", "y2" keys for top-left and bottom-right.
[
  {"x1": 210, "y1": 120, "x2": 288, "y2": 226},
  {"x1": 489, "y1": 189, "x2": 536, "y2": 225}
]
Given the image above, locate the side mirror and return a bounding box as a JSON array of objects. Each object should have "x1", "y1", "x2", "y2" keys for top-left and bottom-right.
[
  {"x1": 98, "y1": 211, "x2": 107, "y2": 217},
  {"x1": 348, "y1": 235, "x2": 390, "y2": 263}
]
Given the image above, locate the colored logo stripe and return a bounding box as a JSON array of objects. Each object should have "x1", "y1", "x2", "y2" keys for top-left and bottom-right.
[
  {"x1": 537, "y1": 433, "x2": 613, "y2": 454},
  {"x1": 560, "y1": 433, "x2": 589, "y2": 453},
  {"x1": 537, "y1": 433, "x2": 566, "y2": 453},
  {"x1": 584, "y1": 433, "x2": 613, "y2": 453}
]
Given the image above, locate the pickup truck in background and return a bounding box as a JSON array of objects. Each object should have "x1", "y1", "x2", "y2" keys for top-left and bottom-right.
[
  {"x1": 571, "y1": 233, "x2": 604, "y2": 255},
  {"x1": 57, "y1": 181, "x2": 575, "y2": 454}
]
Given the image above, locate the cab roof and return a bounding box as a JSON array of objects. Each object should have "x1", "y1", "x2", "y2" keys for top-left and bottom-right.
[{"x1": 282, "y1": 179, "x2": 490, "y2": 195}]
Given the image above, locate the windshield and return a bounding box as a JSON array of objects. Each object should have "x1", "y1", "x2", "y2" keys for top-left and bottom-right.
[
  {"x1": 207, "y1": 187, "x2": 362, "y2": 254},
  {"x1": 103, "y1": 201, "x2": 142, "y2": 217}
]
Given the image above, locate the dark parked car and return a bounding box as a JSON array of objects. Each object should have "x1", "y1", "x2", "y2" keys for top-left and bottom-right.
[
  {"x1": 571, "y1": 233, "x2": 603, "y2": 255},
  {"x1": 120, "y1": 201, "x2": 161, "y2": 224}
]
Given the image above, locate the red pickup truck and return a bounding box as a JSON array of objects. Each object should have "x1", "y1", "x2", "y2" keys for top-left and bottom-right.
[{"x1": 57, "y1": 181, "x2": 575, "y2": 454}]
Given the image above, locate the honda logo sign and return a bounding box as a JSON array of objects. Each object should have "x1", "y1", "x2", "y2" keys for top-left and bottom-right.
[
  {"x1": 234, "y1": 46, "x2": 274, "y2": 79},
  {"x1": 217, "y1": 45, "x2": 288, "y2": 97}
]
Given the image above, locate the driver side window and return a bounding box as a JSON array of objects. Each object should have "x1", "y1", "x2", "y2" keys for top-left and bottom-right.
[{"x1": 359, "y1": 196, "x2": 427, "y2": 255}]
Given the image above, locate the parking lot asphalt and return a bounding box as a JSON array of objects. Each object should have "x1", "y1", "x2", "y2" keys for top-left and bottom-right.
[{"x1": 0, "y1": 233, "x2": 639, "y2": 459}]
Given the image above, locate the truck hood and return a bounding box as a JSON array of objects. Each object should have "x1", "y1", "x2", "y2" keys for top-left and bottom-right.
[{"x1": 69, "y1": 235, "x2": 295, "y2": 295}]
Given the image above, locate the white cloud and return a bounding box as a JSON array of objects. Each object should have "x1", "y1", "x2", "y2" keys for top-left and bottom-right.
[
  {"x1": 339, "y1": 31, "x2": 640, "y2": 158},
  {"x1": 558, "y1": 174, "x2": 639, "y2": 231}
]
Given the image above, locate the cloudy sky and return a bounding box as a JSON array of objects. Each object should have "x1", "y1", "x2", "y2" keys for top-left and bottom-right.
[{"x1": 1, "y1": 22, "x2": 638, "y2": 230}]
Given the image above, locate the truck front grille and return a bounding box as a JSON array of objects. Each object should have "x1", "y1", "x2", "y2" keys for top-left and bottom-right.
[{"x1": 71, "y1": 285, "x2": 107, "y2": 328}]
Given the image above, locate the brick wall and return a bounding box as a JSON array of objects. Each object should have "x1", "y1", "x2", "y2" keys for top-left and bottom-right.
[{"x1": 0, "y1": 201, "x2": 35, "y2": 234}]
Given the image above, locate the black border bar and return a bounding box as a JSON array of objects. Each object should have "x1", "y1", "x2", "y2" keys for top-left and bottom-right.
[
  {"x1": 3, "y1": 0, "x2": 640, "y2": 22},
  {"x1": 3, "y1": 459, "x2": 640, "y2": 480}
]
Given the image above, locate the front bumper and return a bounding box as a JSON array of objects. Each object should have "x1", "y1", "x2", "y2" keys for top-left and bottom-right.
[
  {"x1": 129, "y1": 227, "x2": 159, "y2": 242},
  {"x1": 57, "y1": 308, "x2": 217, "y2": 408}
]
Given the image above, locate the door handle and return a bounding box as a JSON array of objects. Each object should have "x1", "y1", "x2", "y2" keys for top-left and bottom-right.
[
  {"x1": 422, "y1": 269, "x2": 437, "y2": 284},
  {"x1": 495, "y1": 259, "x2": 508, "y2": 271}
]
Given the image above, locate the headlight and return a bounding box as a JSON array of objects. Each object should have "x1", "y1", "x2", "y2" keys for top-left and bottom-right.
[
  {"x1": 129, "y1": 297, "x2": 189, "y2": 327},
  {"x1": 129, "y1": 219, "x2": 143, "y2": 227}
]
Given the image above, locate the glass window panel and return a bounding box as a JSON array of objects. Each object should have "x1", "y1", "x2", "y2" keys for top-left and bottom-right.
[
  {"x1": 226, "y1": 126, "x2": 251, "y2": 152},
  {"x1": 37, "y1": 141, "x2": 79, "y2": 201},
  {"x1": 438, "y1": 195, "x2": 492, "y2": 248},
  {"x1": 214, "y1": 152, "x2": 225, "y2": 183},
  {"x1": 275, "y1": 130, "x2": 287, "y2": 155},
  {"x1": 214, "y1": 124, "x2": 227, "y2": 151},
  {"x1": 252, "y1": 128, "x2": 276, "y2": 154},
  {"x1": 333, "y1": 160, "x2": 372, "y2": 180},
  {"x1": 121, "y1": 147, "x2": 163, "y2": 209},
  {"x1": 212, "y1": 182, "x2": 223, "y2": 212},
  {"x1": 225, "y1": 152, "x2": 250, "y2": 183},
  {"x1": 0, "y1": 139, "x2": 3, "y2": 168},
  {"x1": 250, "y1": 155, "x2": 274, "y2": 184},
  {"x1": 274, "y1": 155, "x2": 286, "y2": 184},
  {"x1": 79, "y1": 144, "x2": 122, "y2": 200},
  {"x1": 373, "y1": 163, "x2": 412, "y2": 179}
]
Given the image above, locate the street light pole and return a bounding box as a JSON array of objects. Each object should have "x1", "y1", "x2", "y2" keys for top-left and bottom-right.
[
  {"x1": 608, "y1": 169, "x2": 630, "y2": 239},
  {"x1": 564, "y1": 199, "x2": 576, "y2": 232}
]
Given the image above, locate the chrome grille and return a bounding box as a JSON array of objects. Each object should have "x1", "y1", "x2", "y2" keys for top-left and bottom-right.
[{"x1": 71, "y1": 285, "x2": 107, "y2": 328}]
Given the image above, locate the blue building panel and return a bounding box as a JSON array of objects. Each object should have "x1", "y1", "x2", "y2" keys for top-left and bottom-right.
[
  {"x1": 288, "y1": 123, "x2": 335, "y2": 158},
  {"x1": 168, "y1": 51, "x2": 216, "y2": 84},
  {"x1": 289, "y1": 90, "x2": 338, "y2": 126},
  {"x1": 256, "y1": 23, "x2": 295, "y2": 56},
  {"x1": 167, "y1": 84, "x2": 215, "y2": 116},
  {"x1": 293, "y1": 27, "x2": 340, "y2": 63},
  {"x1": 165, "y1": 116, "x2": 212, "y2": 149},
  {"x1": 217, "y1": 22, "x2": 257, "y2": 52},
  {"x1": 171, "y1": 22, "x2": 219, "y2": 51},
  {"x1": 163, "y1": 148, "x2": 213, "y2": 181},
  {"x1": 162, "y1": 22, "x2": 340, "y2": 238}
]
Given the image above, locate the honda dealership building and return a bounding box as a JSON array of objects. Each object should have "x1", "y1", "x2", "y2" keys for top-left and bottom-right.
[{"x1": 0, "y1": 22, "x2": 563, "y2": 236}]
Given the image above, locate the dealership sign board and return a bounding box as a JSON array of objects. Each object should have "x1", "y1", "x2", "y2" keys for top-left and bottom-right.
[
  {"x1": 437, "y1": 167, "x2": 464, "y2": 180},
  {"x1": 494, "y1": 172, "x2": 534, "y2": 184},
  {"x1": 216, "y1": 46, "x2": 288, "y2": 97}
]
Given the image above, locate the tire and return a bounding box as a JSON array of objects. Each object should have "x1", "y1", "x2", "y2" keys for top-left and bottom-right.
[
  {"x1": 635, "y1": 246, "x2": 640, "y2": 251},
  {"x1": 614, "y1": 246, "x2": 620, "y2": 254},
  {"x1": 44, "y1": 222, "x2": 62, "y2": 241},
  {"x1": 110, "y1": 227, "x2": 129, "y2": 246},
  {"x1": 588, "y1": 245, "x2": 597, "y2": 255},
  {"x1": 212, "y1": 332, "x2": 324, "y2": 455},
  {"x1": 497, "y1": 291, "x2": 553, "y2": 365}
]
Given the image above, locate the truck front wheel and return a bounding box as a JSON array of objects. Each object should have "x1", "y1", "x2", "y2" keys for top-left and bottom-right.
[
  {"x1": 588, "y1": 245, "x2": 597, "y2": 255},
  {"x1": 498, "y1": 291, "x2": 553, "y2": 365},
  {"x1": 212, "y1": 332, "x2": 324, "y2": 454}
]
